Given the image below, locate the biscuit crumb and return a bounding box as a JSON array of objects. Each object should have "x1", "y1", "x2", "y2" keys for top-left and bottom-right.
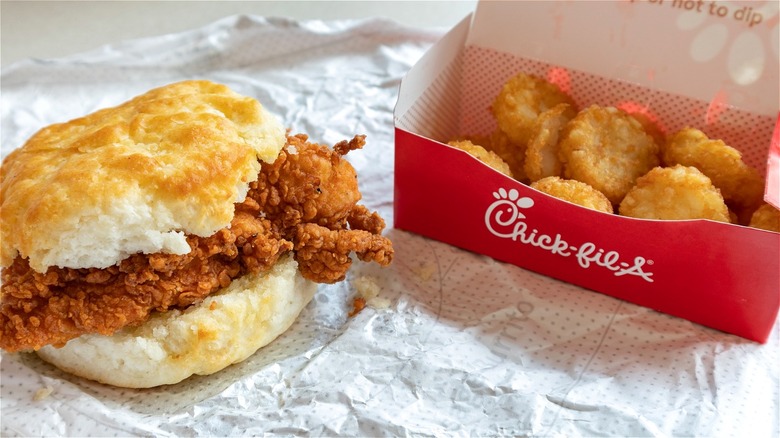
[
  {"x1": 33, "y1": 386, "x2": 53, "y2": 401},
  {"x1": 366, "y1": 296, "x2": 391, "y2": 310},
  {"x1": 349, "y1": 276, "x2": 390, "y2": 315},
  {"x1": 354, "y1": 276, "x2": 380, "y2": 300},
  {"x1": 412, "y1": 263, "x2": 436, "y2": 282}
]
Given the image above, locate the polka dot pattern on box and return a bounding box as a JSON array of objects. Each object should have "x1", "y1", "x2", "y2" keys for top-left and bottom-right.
[{"x1": 459, "y1": 46, "x2": 775, "y2": 172}]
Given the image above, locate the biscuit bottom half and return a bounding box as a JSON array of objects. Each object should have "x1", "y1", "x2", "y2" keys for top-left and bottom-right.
[{"x1": 35, "y1": 254, "x2": 316, "y2": 388}]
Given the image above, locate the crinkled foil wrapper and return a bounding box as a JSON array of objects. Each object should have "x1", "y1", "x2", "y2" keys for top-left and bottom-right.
[{"x1": 1, "y1": 15, "x2": 778, "y2": 437}]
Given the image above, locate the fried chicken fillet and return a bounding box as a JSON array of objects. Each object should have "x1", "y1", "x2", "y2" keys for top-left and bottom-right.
[{"x1": 0, "y1": 133, "x2": 393, "y2": 352}]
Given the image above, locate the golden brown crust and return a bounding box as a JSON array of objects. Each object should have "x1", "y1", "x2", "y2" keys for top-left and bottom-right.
[
  {"x1": 662, "y1": 127, "x2": 764, "y2": 212},
  {"x1": 618, "y1": 165, "x2": 730, "y2": 222},
  {"x1": 491, "y1": 73, "x2": 575, "y2": 147},
  {"x1": 447, "y1": 139, "x2": 513, "y2": 178},
  {"x1": 530, "y1": 176, "x2": 613, "y2": 214},
  {"x1": 0, "y1": 80, "x2": 286, "y2": 272},
  {"x1": 558, "y1": 105, "x2": 660, "y2": 205},
  {"x1": 749, "y1": 204, "x2": 780, "y2": 232},
  {"x1": 461, "y1": 129, "x2": 528, "y2": 182},
  {"x1": 524, "y1": 103, "x2": 577, "y2": 182}
]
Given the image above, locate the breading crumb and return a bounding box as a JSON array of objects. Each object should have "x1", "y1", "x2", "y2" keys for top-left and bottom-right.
[{"x1": 349, "y1": 297, "x2": 366, "y2": 317}]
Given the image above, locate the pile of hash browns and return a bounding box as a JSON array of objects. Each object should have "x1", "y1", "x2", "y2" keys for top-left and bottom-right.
[{"x1": 447, "y1": 72, "x2": 779, "y2": 233}]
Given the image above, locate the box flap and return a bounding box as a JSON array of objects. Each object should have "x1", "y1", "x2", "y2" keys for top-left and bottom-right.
[
  {"x1": 394, "y1": 13, "x2": 472, "y2": 137},
  {"x1": 467, "y1": 1, "x2": 778, "y2": 118}
]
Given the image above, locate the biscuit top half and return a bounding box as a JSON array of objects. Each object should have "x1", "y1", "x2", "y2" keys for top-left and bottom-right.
[{"x1": 1, "y1": 80, "x2": 286, "y2": 273}]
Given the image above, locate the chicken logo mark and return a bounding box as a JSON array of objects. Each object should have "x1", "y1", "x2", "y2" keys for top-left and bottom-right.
[{"x1": 484, "y1": 188, "x2": 654, "y2": 282}]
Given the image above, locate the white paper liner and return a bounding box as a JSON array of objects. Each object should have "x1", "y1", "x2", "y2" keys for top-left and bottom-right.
[{"x1": 1, "y1": 14, "x2": 778, "y2": 437}]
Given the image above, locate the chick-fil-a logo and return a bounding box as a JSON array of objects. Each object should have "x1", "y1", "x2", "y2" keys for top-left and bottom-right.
[{"x1": 485, "y1": 188, "x2": 653, "y2": 282}]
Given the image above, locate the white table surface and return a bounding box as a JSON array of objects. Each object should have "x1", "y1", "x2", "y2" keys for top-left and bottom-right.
[{"x1": 1, "y1": 0, "x2": 477, "y2": 67}]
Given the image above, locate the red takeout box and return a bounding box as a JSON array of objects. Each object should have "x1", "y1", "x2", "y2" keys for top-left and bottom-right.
[{"x1": 393, "y1": 1, "x2": 780, "y2": 342}]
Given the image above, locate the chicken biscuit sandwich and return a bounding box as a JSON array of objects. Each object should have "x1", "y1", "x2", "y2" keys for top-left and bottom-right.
[{"x1": 0, "y1": 80, "x2": 393, "y2": 388}]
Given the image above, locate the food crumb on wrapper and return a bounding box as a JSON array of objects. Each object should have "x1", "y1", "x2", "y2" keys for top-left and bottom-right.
[
  {"x1": 349, "y1": 276, "x2": 391, "y2": 316},
  {"x1": 33, "y1": 386, "x2": 54, "y2": 401},
  {"x1": 412, "y1": 263, "x2": 436, "y2": 282},
  {"x1": 367, "y1": 296, "x2": 391, "y2": 309}
]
